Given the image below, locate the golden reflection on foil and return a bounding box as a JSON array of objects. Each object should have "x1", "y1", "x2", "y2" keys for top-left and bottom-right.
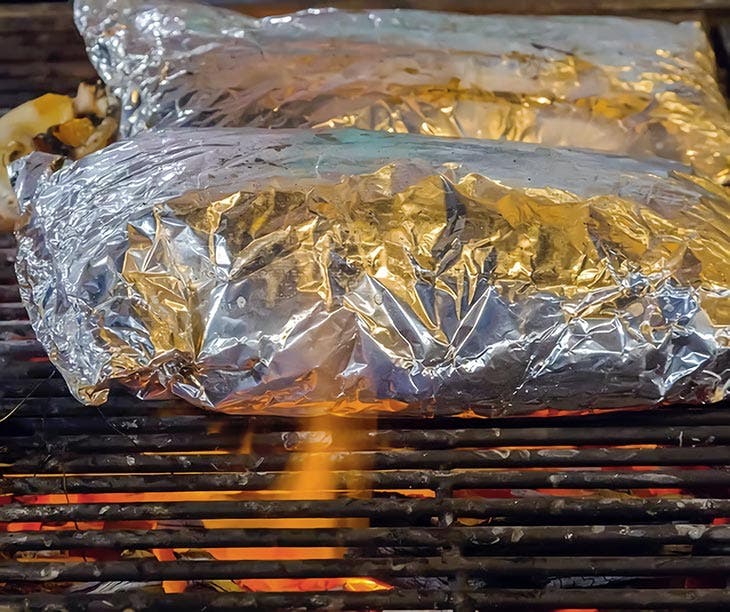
[
  {"x1": 309, "y1": 76, "x2": 729, "y2": 185},
  {"x1": 77, "y1": 160, "x2": 730, "y2": 414}
]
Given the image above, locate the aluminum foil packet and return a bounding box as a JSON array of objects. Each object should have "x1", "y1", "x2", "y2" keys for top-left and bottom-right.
[
  {"x1": 74, "y1": 0, "x2": 730, "y2": 184},
  {"x1": 13, "y1": 128, "x2": 730, "y2": 416}
]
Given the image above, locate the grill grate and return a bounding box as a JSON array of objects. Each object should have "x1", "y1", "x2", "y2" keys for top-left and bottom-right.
[{"x1": 2, "y1": 3, "x2": 730, "y2": 611}]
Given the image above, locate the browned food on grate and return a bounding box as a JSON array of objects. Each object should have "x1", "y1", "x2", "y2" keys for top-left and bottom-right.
[{"x1": 0, "y1": 82, "x2": 117, "y2": 231}]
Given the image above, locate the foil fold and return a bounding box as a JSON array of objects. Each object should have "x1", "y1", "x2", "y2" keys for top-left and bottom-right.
[
  {"x1": 13, "y1": 128, "x2": 730, "y2": 416},
  {"x1": 74, "y1": 0, "x2": 730, "y2": 183}
]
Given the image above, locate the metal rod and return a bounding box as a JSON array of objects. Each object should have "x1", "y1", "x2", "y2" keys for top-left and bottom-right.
[
  {"x1": 6, "y1": 390, "x2": 730, "y2": 427},
  {"x1": 0, "y1": 286, "x2": 20, "y2": 302},
  {"x1": 3, "y1": 396, "x2": 185, "y2": 417},
  {"x1": 7, "y1": 589, "x2": 730, "y2": 612},
  {"x1": 0, "y1": 363, "x2": 55, "y2": 378},
  {"x1": 0, "y1": 377, "x2": 70, "y2": 397},
  {"x1": 0, "y1": 426, "x2": 730, "y2": 460},
  {"x1": 0, "y1": 339, "x2": 45, "y2": 359},
  {"x1": 0, "y1": 304, "x2": 27, "y2": 322},
  {"x1": 4, "y1": 469, "x2": 730, "y2": 496},
  {"x1": 1, "y1": 497, "x2": 728, "y2": 523},
  {"x1": 8, "y1": 446, "x2": 730, "y2": 474},
  {"x1": 0, "y1": 267, "x2": 17, "y2": 282},
  {"x1": 4, "y1": 422, "x2": 729, "y2": 448},
  {"x1": 3, "y1": 555, "x2": 730, "y2": 582},
  {"x1": 2, "y1": 524, "x2": 729, "y2": 553},
  {"x1": 4, "y1": 589, "x2": 730, "y2": 612},
  {"x1": 0, "y1": 323, "x2": 33, "y2": 342}
]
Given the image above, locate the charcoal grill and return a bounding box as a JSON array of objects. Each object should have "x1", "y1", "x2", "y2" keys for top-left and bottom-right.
[{"x1": 2, "y1": 2, "x2": 730, "y2": 611}]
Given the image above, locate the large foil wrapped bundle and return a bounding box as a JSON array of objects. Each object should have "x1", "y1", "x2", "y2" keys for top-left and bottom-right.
[
  {"x1": 75, "y1": 0, "x2": 730, "y2": 183},
  {"x1": 14, "y1": 128, "x2": 730, "y2": 416}
]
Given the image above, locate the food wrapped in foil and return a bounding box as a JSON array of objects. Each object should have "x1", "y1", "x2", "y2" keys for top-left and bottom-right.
[
  {"x1": 13, "y1": 128, "x2": 730, "y2": 416},
  {"x1": 75, "y1": 0, "x2": 730, "y2": 183}
]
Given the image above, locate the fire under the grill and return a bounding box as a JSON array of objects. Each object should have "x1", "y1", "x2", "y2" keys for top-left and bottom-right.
[{"x1": 1, "y1": 217, "x2": 730, "y2": 611}]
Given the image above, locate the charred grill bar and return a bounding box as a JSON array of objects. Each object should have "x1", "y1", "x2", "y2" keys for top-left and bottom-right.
[
  {"x1": 2, "y1": 2, "x2": 730, "y2": 611},
  {"x1": 10, "y1": 590, "x2": 730, "y2": 611}
]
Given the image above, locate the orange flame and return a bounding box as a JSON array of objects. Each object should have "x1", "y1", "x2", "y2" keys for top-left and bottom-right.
[
  {"x1": 137, "y1": 413, "x2": 385, "y2": 593},
  {"x1": 1, "y1": 414, "x2": 389, "y2": 593},
  {"x1": 207, "y1": 414, "x2": 387, "y2": 592}
]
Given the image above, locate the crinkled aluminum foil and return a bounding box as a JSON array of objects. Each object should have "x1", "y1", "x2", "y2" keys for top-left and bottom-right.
[
  {"x1": 13, "y1": 128, "x2": 730, "y2": 416},
  {"x1": 74, "y1": 0, "x2": 730, "y2": 184}
]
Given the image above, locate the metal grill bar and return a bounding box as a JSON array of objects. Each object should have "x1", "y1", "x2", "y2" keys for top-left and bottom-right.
[
  {"x1": 2, "y1": 497, "x2": 729, "y2": 523},
  {"x1": 3, "y1": 423, "x2": 729, "y2": 447},
  {"x1": 7, "y1": 446, "x2": 729, "y2": 475},
  {"x1": 7, "y1": 446, "x2": 730, "y2": 475},
  {"x1": 5, "y1": 395, "x2": 730, "y2": 424},
  {"x1": 0, "y1": 307, "x2": 27, "y2": 323},
  {"x1": 5, "y1": 556, "x2": 730, "y2": 582},
  {"x1": 4, "y1": 469, "x2": 730, "y2": 496},
  {"x1": 0, "y1": 339, "x2": 45, "y2": 360},
  {"x1": 5, "y1": 589, "x2": 730, "y2": 612},
  {"x1": 0, "y1": 286, "x2": 21, "y2": 302},
  {"x1": 3, "y1": 524, "x2": 730, "y2": 552}
]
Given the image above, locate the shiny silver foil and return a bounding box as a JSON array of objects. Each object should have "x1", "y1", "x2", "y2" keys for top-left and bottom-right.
[
  {"x1": 74, "y1": 0, "x2": 730, "y2": 184},
  {"x1": 13, "y1": 128, "x2": 730, "y2": 416}
]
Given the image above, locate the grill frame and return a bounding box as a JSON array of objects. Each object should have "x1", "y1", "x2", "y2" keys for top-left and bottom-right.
[{"x1": 2, "y1": 2, "x2": 730, "y2": 611}]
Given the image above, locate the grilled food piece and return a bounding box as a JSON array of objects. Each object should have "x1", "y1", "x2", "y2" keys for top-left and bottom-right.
[{"x1": 0, "y1": 82, "x2": 118, "y2": 230}]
